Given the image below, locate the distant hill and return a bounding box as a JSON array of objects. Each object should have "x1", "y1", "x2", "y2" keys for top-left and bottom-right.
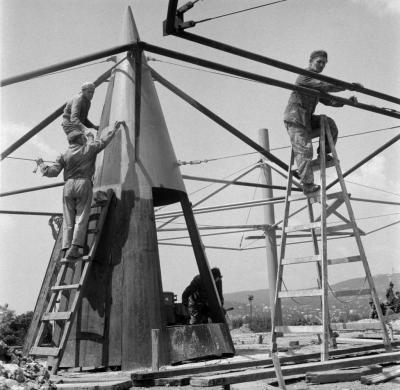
[
  {"x1": 224, "y1": 273, "x2": 400, "y2": 320},
  {"x1": 225, "y1": 273, "x2": 400, "y2": 306}
]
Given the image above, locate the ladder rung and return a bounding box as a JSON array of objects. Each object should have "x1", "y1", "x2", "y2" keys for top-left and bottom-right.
[
  {"x1": 278, "y1": 289, "x2": 323, "y2": 298},
  {"x1": 326, "y1": 223, "x2": 354, "y2": 233},
  {"x1": 30, "y1": 346, "x2": 60, "y2": 357},
  {"x1": 328, "y1": 255, "x2": 361, "y2": 265},
  {"x1": 275, "y1": 325, "x2": 323, "y2": 334},
  {"x1": 51, "y1": 284, "x2": 80, "y2": 291},
  {"x1": 42, "y1": 311, "x2": 72, "y2": 321},
  {"x1": 311, "y1": 158, "x2": 336, "y2": 169},
  {"x1": 88, "y1": 213, "x2": 101, "y2": 222},
  {"x1": 332, "y1": 288, "x2": 371, "y2": 297},
  {"x1": 60, "y1": 255, "x2": 90, "y2": 264},
  {"x1": 282, "y1": 255, "x2": 321, "y2": 265},
  {"x1": 286, "y1": 222, "x2": 320, "y2": 233},
  {"x1": 288, "y1": 191, "x2": 343, "y2": 203}
]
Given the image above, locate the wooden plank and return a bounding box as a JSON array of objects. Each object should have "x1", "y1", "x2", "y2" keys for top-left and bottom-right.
[
  {"x1": 275, "y1": 325, "x2": 323, "y2": 334},
  {"x1": 288, "y1": 191, "x2": 342, "y2": 203},
  {"x1": 332, "y1": 322, "x2": 384, "y2": 331},
  {"x1": 54, "y1": 380, "x2": 132, "y2": 390},
  {"x1": 285, "y1": 221, "x2": 320, "y2": 232},
  {"x1": 306, "y1": 365, "x2": 382, "y2": 384},
  {"x1": 282, "y1": 254, "x2": 321, "y2": 265},
  {"x1": 60, "y1": 256, "x2": 90, "y2": 264},
  {"x1": 51, "y1": 284, "x2": 80, "y2": 291},
  {"x1": 30, "y1": 346, "x2": 60, "y2": 356},
  {"x1": 361, "y1": 365, "x2": 400, "y2": 384},
  {"x1": 43, "y1": 311, "x2": 72, "y2": 321},
  {"x1": 278, "y1": 288, "x2": 322, "y2": 298},
  {"x1": 332, "y1": 288, "x2": 371, "y2": 297},
  {"x1": 151, "y1": 329, "x2": 160, "y2": 372},
  {"x1": 132, "y1": 341, "x2": 400, "y2": 381},
  {"x1": 327, "y1": 255, "x2": 361, "y2": 265},
  {"x1": 189, "y1": 351, "x2": 400, "y2": 387}
]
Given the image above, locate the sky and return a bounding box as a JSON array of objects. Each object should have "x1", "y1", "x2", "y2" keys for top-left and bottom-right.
[{"x1": 0, "y1": 0, "x2": 399, "y2": 314}]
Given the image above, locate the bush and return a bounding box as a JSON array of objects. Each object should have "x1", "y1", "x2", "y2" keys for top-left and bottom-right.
[{"x1": 0, "y1": 304, "x2": 33, "y2": 346}]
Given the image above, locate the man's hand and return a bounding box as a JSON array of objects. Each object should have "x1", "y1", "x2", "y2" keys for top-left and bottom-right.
[
  {"x1": 349, "y1": 96, "x2": 359, "y2": 104},
  {"x1": 34, "y1": 157, "x2": 46, "y2": 174},
  {"x1": 350, "y1": 82, "x2": 364, "y2": 91}
]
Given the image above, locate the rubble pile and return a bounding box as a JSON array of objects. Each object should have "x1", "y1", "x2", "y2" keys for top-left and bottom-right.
[{"x1": 0, "y1": 341, "x2": 56, "y2": 390}]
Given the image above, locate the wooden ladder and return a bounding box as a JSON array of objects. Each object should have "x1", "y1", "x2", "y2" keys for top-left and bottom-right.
[
  {"x1": 29, "y1": 189, "x2": 114, "y2": 374},
  {"x1": 270, "y1": 116, "x2": 391, "y2": 388}
]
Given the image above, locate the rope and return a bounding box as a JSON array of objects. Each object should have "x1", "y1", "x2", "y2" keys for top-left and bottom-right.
[
  {"x1": 194, "y1": 0, "x2": 287, "y2": 24},
  {"x1": 239, "y1": 170, "x2": 261, "y2": 248},
  {"x1": 328, "y1": 277, "x2": 368, "y2": 305}
]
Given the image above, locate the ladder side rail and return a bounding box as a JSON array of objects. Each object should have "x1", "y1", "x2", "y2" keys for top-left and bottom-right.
[
  {"x1": 49, "y1": 191, "x2": 115, "y2": 373},
  {"x1": 325, "y1": 124, "x2": 392, "y2": 350},
  {"x1": 271, "y1": 150, "x2": 295, "y2": 351},
  {"x1": 319, "y1": 116, "x2": 329, "y2": 361}
]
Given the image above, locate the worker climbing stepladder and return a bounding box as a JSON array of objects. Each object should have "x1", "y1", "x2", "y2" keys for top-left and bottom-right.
[{"x1": 268, "y1": 50, "x2": 391, "y2": 389}]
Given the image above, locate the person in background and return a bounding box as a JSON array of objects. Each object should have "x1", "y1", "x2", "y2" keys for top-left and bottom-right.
[
  {"x1": 182, "y1": 267, "x2": 224, "y2": 325},
  {"x1": 36, "y1": 121, "x2": 122, "y2": 259},
  {"x1": 386, "y1": 281, "x2": 396, "y2": 309},
  {"x1": 283, "y1": 50, "x2": 361, "y2": 194}
]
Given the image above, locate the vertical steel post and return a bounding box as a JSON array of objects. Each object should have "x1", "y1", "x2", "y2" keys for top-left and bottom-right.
[{"x1": 258, "y1": 129, "x2": 282, "y2": 328}]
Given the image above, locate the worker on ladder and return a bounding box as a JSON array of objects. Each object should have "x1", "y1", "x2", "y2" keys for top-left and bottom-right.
[
  {"x1": 62, "y1": 82, "x2": 99, "y2": 140},
  {"x1": 35, "y1": 121, "x2": 122, "y2": 259},
  {"x1": 283, "y1": 50, "x2": 362, "y2": 194}
]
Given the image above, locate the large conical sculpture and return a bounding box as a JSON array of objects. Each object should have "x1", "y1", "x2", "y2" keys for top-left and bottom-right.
[{"x1": 58, "y1": 7, "x2": 229, "y2": 370}]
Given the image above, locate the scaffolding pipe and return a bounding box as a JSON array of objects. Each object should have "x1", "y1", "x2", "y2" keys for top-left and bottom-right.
[
  {"x1": 144, "y1": 43, "x2": 400, "y2": 120},
  {"x1": 151, "y1": 68, "x2": 291, "y2": 172},
  {"x1": 156, "y1": 197, "x2": 285, "y2": 219},
  {"x1": 0, "y1": 182, "x2": 65, "y2": 198},
  {"x1": 1, "y1": 63, "x2": 123, "y2": 160},
  {"x1": 182, "y1": 174, "x2": 298, "y2": 191},
  {"x1": 1, "y1": 43, "x2": 134, "y2": 87},
  {"x1": 175, "y1": 31, "x2": 400, "y2": 106},
  {"x1": 327, "y1": 133, "x2": 400, "y2": 190},
  {"x1": 158, "y1": 164, "x2": 259, "y2": 229},
  {"x1": 158, "y1": 224, "x2": 270, "y2": 231},
  {"x1": 0, "y1": 210, "x2": 62, "y2": 217}
]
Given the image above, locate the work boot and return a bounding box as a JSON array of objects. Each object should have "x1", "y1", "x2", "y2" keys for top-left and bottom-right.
[
  {"x1": 66, "y1": 245, "x2": 81, "y2": 259},
  {"x1": 317, "y1": 154, "x2": 334, "y2": 163},
  {"x1": 302, "y1": 183, "x2": 320, "y2": 195}
]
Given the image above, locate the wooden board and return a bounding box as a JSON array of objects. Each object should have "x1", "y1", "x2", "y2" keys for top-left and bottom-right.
[
  {"x1": 132, "y1": 341, "x2": 400, "y2": 382},
  {"x1": 361, "y1": 365, "x2": 400, "y2": 384},
  {"x1": 305, "y1": 365, "x2": 382, "y2": 384},
  {"x1": 55, "y1": 380, "x2": 132, "y2": 390},
  {"x1": 189, "y1": 351, "x2": 400, "y2": 387}
]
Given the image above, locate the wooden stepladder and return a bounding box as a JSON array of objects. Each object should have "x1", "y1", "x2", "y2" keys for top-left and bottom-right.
[
  {"x1": 270, "y1": 116, "x2": 391, "y2": 388},
  {"x1": 29, "y1": 189, "x2": 114, "y2": 374}
]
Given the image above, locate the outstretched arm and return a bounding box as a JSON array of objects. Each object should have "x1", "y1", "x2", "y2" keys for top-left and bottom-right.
[{"x1": 36, "y1": 156, "x2": 64, "y2": 177}]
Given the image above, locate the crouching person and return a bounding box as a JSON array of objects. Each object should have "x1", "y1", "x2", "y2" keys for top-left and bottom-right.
[{"x1": 36, "y1": 121, "x2": 122, "y2": 259}]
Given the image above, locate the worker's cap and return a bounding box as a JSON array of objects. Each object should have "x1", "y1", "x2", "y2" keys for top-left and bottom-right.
[
  {"x1": 211, "y1": 267, "x2": 222, "y2": 279},
  {"x1": 369, "y1": 298, "x2": 374, "y2": 303},
  {"x1": 309, "y1": 50, "x2": 328, "y2": 62},
  {"x1": 67, "y1": 130, "x2": 85, "y2": 143},
  {"x1": 390, "y1": 281, "x2": 394, "y2": 286},
  {"x1": 81, "y1": 82, "x2": 95, "y2": 91}
]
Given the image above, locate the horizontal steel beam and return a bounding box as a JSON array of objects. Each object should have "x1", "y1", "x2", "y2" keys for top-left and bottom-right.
[
  {"x1": 1, "y1": 64, "x2": 120, "y2": 160},
  {"x1": 182, "y1": 174, "x2": 298, "y2": 191},
  {"x1": 0, "y1": 210, "x2": 62, "y2": 217},
  {"x1": 151, "y1": 68, "x2": 291, "y2": 172},
  {"x1": 176, "y1": 32, "x2": 400, "y2": 106},
  {"x1": 143, "y1": 42, "x2": 400, "y2": 120},
  {"x1": 1, "y1": 43, "x2": 134, "y2": 87},
  {"x1": 0, "y1": 182, "x2": 65, "y2": 197}
]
